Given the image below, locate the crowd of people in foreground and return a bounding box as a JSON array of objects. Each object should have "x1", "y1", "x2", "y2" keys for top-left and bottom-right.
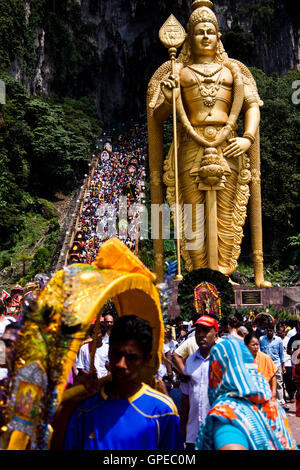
[
  {"x1": 1, "y1": 120, "x2": 299, "y2": 450},
  {"x1": 48, "y1": 307, "x2": 300, "y2": 451},
  {"x1": 1, "y1": 271, "x2": 299, "y2": 450},
  {"x1": 68, "y1": 125, "x2": 147, "y2": 265}
]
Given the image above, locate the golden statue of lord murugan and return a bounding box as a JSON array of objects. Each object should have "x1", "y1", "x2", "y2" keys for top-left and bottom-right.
[{"x1": 147, "y1": 0, "x2": 271, "y2": 288}]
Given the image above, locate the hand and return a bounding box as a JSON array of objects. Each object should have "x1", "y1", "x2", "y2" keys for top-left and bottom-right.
[
  {"x1": 282, "y1": 364, "x2": 286, "y2": 375},
  {"x1": 167, "y1": 373, "x2": 174, "y2": 383},
  {"x1": 223, "y1": 137, "x2": 251, "y2": 158},
  {"x1": 161, "y1": 74, "x2": 180, "y2": 104}
]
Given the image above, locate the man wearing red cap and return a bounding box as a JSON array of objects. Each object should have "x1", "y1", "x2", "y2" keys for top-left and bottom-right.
[{"x1": 179, "y1": 315, "x2": 218, "y2": 450}]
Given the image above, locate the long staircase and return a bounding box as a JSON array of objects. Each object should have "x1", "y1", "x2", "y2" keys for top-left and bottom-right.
[{"x1": 56, "y1": 123, "x2": 148, "y2": 269}]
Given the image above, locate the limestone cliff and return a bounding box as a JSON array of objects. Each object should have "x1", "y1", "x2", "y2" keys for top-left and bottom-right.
[{"x1": 6, "y1": 0, "x2": 300, "y2": 122}]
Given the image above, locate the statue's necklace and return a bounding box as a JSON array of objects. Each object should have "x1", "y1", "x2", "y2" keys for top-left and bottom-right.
[
  {"x1": 187, "y1": 64, "x2": 223, "y2": 77},
  {"x1": 187, "y1": 65, "x2": 223, "y2": 107}
]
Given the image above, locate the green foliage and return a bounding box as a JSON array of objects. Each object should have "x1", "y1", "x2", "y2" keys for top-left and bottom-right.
[
  {"x1": 0, "y1": 0, "x2": 27, "y2": 72},
  {"x1": 138, "y1": 240, "x2": 154, "y2": 272},
  {"x1": 36, "y1": 198, "x2": 57, "y2": 219},
  {"x1": 250, "y1": 68, "x2": 300, "y2": 262},
  {"x1": 234, "y1": 0, "x2": 277, "y2": 41},
  {"x1": 0, "y1": 0, "x2": 100, "y2": 98},
  {"x1": 265, "y1": 305, "x2": 298, "y2": 324},
  {"x1": 1, "y1": 212, "x2": 60, "y2": 287},
  {"x1": 0, "y1": 0, "x2": 49, "y2": 76},
  {"x1": 0, "y1": 251, "x2": 11, "y2": 270},
  {"x1": 0, "y1": 74, "x2": 102, "y2": 285},
  {"x1": 232, "y1": 305, "x2": 298, "y2": 325},
  {"x1": 222, "y1": 25, "x2": 256, "y2": 64},
  {"x1": 31, "y1": 247, "x2": 50, "y2": 272},
  {"x1": 283, "y1": 234, "x2": 300, "y2": 266}
]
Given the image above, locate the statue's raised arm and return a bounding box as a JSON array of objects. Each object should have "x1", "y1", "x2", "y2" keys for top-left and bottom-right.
[{"x1": 147, "y1": 0, "x2": 271, "y2": 287}]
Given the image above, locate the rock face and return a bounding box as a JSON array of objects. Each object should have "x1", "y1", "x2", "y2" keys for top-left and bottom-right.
[
  {"x1": 12, "y1": 0, "x2": 300, "y2": 122},
  {"x1": 80, "y1": 0, "x2": 299, "y2": 122}
]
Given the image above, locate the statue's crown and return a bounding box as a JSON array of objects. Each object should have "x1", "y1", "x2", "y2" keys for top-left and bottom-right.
[
  {"x1": 189, "y1": 0, "x2": 218, "y2": 32},
  {"x1": 191, "y1": 0, "x2": 214, "y2": 11}
]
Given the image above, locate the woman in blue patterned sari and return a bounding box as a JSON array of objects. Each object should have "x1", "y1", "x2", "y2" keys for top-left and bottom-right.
[{"x1": 195, "y1": 339, "x2": 298, "y2": 450}]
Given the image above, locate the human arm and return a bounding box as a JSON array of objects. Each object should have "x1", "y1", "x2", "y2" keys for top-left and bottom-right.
[
  {"x1": 76, "y1": 368, "x2": 89, "y2": 375},
  {"x1": 173, "y1": 352, "x2": 186, "y2": 375},
  {"x1": 219, "y1": 444, "x2": 248, "y2": 450},
  {"x1": 213, "y1": 421, "x2": 249, "y2": 450},
  {"x1": 279, "y1": 341, "x2": 286, "y2": 374},
  {"x1": 164, "y1": 350, "x2": 173, "y2": 380},
  {"x1": 75, "y1": 344, "x2": 91, "y2": 377}
]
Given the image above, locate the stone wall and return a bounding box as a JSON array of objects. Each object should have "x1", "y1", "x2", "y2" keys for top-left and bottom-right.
[{"x1": 167, "y1": 279, "x2": 300, "y2": 318}]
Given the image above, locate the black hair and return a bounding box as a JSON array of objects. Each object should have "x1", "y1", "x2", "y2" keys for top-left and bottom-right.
[
  {"x1": 244, "y1": 331, "x2": 258, "y2": 346},
  {"x1": 109, "y1": 315, "x2": 153, "y2": 358},
  {"x1": 103, "y1": 312, "x2": 115, "y2": 320},
  {"x1": 228, "y1": 316, "x2": 240, "y2": 329}
]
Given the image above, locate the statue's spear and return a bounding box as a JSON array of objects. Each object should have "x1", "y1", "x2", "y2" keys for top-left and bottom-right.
[{"x1": 159, "y1": 15, "x2": 186, "y2": 281}]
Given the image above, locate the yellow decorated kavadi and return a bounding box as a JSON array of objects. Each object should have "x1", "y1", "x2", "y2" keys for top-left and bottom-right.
[{"x1": 0, "y1": 239, "x2": 164, "y2": 450}]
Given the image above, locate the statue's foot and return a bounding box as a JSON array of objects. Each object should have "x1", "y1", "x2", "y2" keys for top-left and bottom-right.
[{"x1": 256, "y1": 279, "x2": 272, "y2": 288}]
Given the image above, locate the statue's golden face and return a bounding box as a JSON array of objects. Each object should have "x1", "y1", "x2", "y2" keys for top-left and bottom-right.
[{"x1": 191, "y1": 21, "x2": 218, "y2": 56}]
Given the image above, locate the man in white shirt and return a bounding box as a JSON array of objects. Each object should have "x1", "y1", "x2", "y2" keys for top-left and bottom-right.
[
  {"x1": 179, "y1": 315, "x2": 219, "y2": 450},
  {"x1": 76, "y1": 323, "x2": 109, "y2": 379}
]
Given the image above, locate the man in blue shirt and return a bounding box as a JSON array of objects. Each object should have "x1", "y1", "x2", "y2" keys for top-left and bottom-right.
[
  {"x1": 259, "y1": 322, "x2": 286, "y2": 409},
  {"x1": 64, "y1": 315, "x2": 184, "y2": 450}
]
